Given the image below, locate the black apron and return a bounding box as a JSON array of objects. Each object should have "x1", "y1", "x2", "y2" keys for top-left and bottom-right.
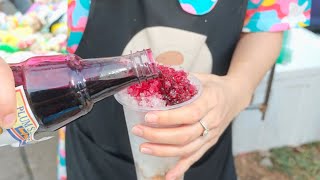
[{"x1": 66, "y1": 0, "x2": 248, "y2": 179}]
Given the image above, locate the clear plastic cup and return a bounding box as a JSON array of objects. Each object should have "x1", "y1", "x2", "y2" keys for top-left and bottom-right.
[{"x1": 114, "y1": 75, "x2": 202, "y2": 180}]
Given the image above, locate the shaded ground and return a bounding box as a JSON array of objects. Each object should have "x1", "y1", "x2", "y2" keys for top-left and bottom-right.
[{"x1": 235, "y1": 142, "x2": 320, "y2": 180}]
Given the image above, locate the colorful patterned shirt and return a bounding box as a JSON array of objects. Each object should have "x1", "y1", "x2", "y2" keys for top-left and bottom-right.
[{"x1": 66, "y1": 0, "x2": 91, "y2": 53}]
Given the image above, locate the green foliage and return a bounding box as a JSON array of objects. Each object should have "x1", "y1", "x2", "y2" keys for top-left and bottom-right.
[{"x1": 271, "y1": 142, "x2": 320, "y2": 179}]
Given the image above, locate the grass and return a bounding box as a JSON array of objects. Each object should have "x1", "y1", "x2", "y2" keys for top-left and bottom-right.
[
  {"x1": 235, "y1": 141, "x2": 320, "y2": 180},
  {"x1": 270, "y1": 142, "x2": 320, "y2": 180}
]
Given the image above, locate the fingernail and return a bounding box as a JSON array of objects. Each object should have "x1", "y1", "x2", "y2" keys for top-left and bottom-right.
[
  {"x1": 132, "y1": 126, "x2": 143, "y2": 136},
  {"x1": 141, "y1": 147, "x2": 152, "y2": 154},
  {"x1": 3, "y1": 113, "x2": 16, "y2": 127},
  {"x1": 145, "y1": 113, "x2": 158, "y2": 124}
]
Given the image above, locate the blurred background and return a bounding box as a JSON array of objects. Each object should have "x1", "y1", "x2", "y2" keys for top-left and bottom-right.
[{"x1": 0, "y1": 0, "x2": 319, "y2": 179}]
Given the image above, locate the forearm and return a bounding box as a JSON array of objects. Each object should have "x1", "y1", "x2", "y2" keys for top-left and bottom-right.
[{"x1": 226, "y1": 32, "x2": 283, "y2": 104}]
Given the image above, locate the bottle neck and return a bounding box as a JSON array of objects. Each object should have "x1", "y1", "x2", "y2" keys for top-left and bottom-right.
[{"x1": 80, "y1": 49, "x2": 159, "y2": 103}]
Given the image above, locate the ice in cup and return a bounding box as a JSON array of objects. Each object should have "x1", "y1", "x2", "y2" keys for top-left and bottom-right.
[{"x1": 115, "y1": 67, "x2": 202, "y2": 180}]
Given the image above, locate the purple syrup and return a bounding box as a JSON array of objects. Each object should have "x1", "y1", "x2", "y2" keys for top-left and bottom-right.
[{"x1": 27, "y1": 78, "x2": 136, "y2": 131}]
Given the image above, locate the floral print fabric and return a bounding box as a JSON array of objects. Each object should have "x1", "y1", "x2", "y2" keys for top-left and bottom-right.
[
  {"x1": 243, "y1": 0, "x2": 311, "y2": 32},
  {"x1": 66, "y1": 0, "x2": 90, "y2": 54}
]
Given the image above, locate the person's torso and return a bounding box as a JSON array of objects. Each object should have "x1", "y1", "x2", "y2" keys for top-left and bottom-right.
[
  {"x1": 76, "y1": 0, "x2": 247, "y2": 75},
  {"x1": 66, "y1": 1, "x2": 247, "y2": 179}
]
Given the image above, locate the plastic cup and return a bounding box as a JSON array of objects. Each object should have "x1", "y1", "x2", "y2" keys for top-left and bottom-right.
[{"x1": 114, "y1": 75, "x2": 202, "y2": 180}]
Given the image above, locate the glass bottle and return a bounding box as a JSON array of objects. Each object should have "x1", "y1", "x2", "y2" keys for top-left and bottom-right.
[{"x1": 1, "y1": 49, "x2": 158, "y2": 147}]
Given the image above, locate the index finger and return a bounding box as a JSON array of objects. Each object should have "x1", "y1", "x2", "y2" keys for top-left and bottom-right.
[
  {"x1": 0, "y1": 58, "x2": 16, "y2": 129},
  {"x1": 145, "y1": 88, "x2": 215, "y2": 126}
]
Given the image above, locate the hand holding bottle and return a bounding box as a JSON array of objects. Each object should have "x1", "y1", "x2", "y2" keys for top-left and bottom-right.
[
  {"x1": 0, "y1": 50, "x2": 158, "y2": 147},
  {"x1": 0, "y1": 58, "x2": 16, "y2": 129}
]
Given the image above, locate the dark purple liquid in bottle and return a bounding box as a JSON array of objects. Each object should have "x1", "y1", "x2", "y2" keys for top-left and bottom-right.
[
  {"x1": 10, "y1": 52, "x2": 157, "y2": 131},
  {"x1": 28, "y1": 78, "x2": 136, "y2": 131}
]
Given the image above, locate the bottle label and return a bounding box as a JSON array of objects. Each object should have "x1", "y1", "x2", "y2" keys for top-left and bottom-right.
[{"x1": 0, "y1": 86, "x2": 39, "y2": 147}]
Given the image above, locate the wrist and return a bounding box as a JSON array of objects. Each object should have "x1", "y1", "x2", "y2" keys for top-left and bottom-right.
[{"x1": 222, "y1": 75, "x2": 255, "y2": 110}]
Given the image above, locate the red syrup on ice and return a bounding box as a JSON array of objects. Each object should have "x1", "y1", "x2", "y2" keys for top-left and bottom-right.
[{"x1": 127, "y1": 65, "x2": 197, "y2": 106}]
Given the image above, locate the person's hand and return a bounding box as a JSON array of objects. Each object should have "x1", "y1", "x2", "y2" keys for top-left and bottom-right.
[
  {"x1": 0, "y1": 58, "x2": 16, "y2": 129},
  {"x1": 131, "y1": 73, "x2": 253, "y2": 180}
]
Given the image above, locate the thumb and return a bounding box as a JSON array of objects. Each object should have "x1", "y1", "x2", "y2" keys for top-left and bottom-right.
[{"x1": 0, "y1": 58, "x2": 16, "y2": 129}]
